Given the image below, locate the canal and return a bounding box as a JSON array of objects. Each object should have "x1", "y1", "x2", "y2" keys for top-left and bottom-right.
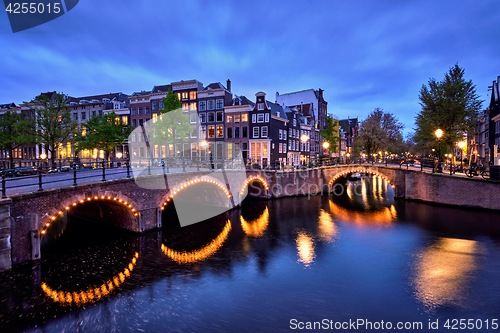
[{"x1": 1, "y1": 175, "x2": 500, "y2": 332}]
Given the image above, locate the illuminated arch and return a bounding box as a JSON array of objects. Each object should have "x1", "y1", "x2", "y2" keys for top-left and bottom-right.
[
  {"x1": 41, "y1": 252, "x2": 139, "y2": 306},
  {"x1": 329, "y1": 200, "x2": 397, "y2": 225},
  {"x1": 239, "y1": 176, "x2": 269, "y2": 196},
  {"x1": 161, "y1": 220, "x2": 231, "y2": 263},
  {"x1": 40, "y1": 194, "x2": 139, "y2": 236},
  {"x1": 240, "y1": 207, "x2": 269, "y2": 237},
  {"x1": 328, "y1": 167, "x2": 394, "y2": 189},
  {"x1": 160, "y1": 177, "x2": 232, "y2": 210}
]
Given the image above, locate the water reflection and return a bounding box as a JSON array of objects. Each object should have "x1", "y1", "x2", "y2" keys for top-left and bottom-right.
[
  {"x1": 161, "y1": 220, "x2": 231, "y2": 264},
  {"x1": 41, "y1": 252, "x2": 139, "y2": 306},
  {"x1": 240, "y1": 207, "x2": 269, "y2": 237},
  {"x1": 412, "y1": 238, "x2": 484, "y2": 310},
  {"x1": 317, "y1": 209, "x2": 336, "y2": 242},
  {"x1": 329, "y1": 200, "x2": 396, "y2": 226},
  {"x1": 296, "y1": 231, "x2": 315, "y2": 267}
]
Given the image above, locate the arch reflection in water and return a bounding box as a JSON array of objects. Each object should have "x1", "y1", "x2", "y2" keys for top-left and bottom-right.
[
  {"x1": 296, "y1": 231, "x2": 315, "y2": 267},
  {"x1": 329, "y1": 200, "x2": 396, "y2": 226},
  {"x1": 41, "y1": 252, "x2": 139, "y2": 306},
  {"x1": 240, "y1": 207, "x2": 269, "y2": 237},
  {"x1": 346, "y1": 175, "x2": 394, "y2": 210},
  {"x1": 412, "y1": 238, "x2": 483, "y2": 310},
  {"x1": 161, "y1": 220, "x2": 232, "y2": 264},
  {"x1": 317, "y1": 209, "x2": 337, "y2": 243}
]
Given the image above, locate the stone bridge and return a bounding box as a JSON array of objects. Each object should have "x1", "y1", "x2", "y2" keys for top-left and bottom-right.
[{"x1": 1, "y1": 164, "x2": 499, "y2": 271}]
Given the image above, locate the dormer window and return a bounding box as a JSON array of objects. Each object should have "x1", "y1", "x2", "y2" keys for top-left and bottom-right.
[{"x1": 258, "y1": 104, "x2": 264, "y2": 110}]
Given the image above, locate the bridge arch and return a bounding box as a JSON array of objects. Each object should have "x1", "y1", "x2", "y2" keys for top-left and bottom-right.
[
  {"x1": 159, "y1": 176, "x2": 232, "y2": 210},
  {"x1": 40, "y1": 193, "x2": 139, "y2": 237},
  {"x1": 239, "y1": 176, "x2": 270, "y2": 198},
  {"x1": 327, "y1": 166, "x2": 395, "y2": 189}
]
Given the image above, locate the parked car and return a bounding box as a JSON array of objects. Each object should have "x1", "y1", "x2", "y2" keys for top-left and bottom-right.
[{"x1": 14, "y1": 166, "x2": 38, "y2": 177}]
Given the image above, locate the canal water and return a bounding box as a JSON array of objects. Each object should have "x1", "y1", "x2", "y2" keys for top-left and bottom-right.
[{"x1": 2, "y1": 176, "x2": 500, "y2": 332}]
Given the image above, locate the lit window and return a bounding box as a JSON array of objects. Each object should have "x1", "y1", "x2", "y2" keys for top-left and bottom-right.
[
  {"x1": 208, "y1": 125, "x2": 215, "y2": 138},
  {"x1": 279, "y1": 143, "x2": 282, "y2": 153},
  {"x1": 263, "y1": 142, "x2": 268, "y2": 156},
  {"x1": 234, "y1": 114, "x2": 240, "y2": 123},
  {"x1": 242, "y1": 114, "x2": 248, "y2": 122},
  {"x1": 182, "y1": 92, "x2": 188, "y2": 99},
  {"x1": 253, "y1": 127, "x2": 259, "y2": 138},
  {"x1": 153, "y1": 114, "x2": 157, "y2": 123},
  {"x1": 122, "y1": 116, "x2": 128, "y2": 125},
  {"x1": 182, "y1": 103, "x2": 189, "y2": 111},
  {"x1": 227, "y1": 115, "x2": 233, "y2": 123},
  {"x1": 190, "y1": 91, "x2": 196, "y2": 99},
  {"x1": 217, "y1": 125, "x2": 224, "y2": 137},
  {"x1": 177, "y1": 93, "x2": 181, "y2": 101},
  {"x1": 190, "y1": 102, "x2": 197, "y2": 111}
]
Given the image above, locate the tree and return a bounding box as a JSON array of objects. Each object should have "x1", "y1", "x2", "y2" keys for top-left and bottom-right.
[
  {"x1": 26, "y1": 92, "x2": 77, "y2": 166},
  {"x1": 415, "y1": 64, "x2": 483, "y2": 155},
  {"x1": 74, "y1": 112, "x2": 133, "y2": 162},
  {"x1": 148, "y1": 90, "x2": 192, "y2": 151},
  {"x1": 356, "y1": 108, "x2": 404, "y2": 160},
  {"x1": 319, "y1": 115, "x2": 339, "y2": 154},
  {"x1": 0, "y1": 110, "x2": 36, "y2": 168}
]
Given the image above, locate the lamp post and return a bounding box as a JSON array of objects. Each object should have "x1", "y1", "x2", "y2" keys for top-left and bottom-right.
[
  {"x1": 322, "y1": 142, "x2": 330, "y2": 166},
  {"x1": 346, "y1": 152, "x2": 350, "y2": 164},
  {"x1": 435, "y1": 128, "x2": 443, "y2": 173},
  {"x1": 458, "y1": 141, "x2": 465, "y2": 172},
  {"x1": 300, "y1": 134, "x2": 309, "y2": 166}
]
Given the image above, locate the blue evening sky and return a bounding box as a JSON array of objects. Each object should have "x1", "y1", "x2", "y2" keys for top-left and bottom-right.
[{"x1": 1, "y1": 0, "x2": 500, "y2": 134}]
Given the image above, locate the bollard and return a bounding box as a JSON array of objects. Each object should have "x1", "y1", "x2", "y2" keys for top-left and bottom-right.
[
  {"x1": 73, "y1": 163, "x2": 77, "y2": 186},
  {"x1": 126, "y1": 160, "x2": 131, "y2": 178},
  {"x1": 182, "y1": 157, "x2": 186, "y2": 172},
  {"x1": 101, "y1": 161, "x2": 106, "y2": 182},
  {"x1": 1, "y1": 171, "x2": 6, "y2": 199},
  {"x1": 148, "y1": 159, "x2": 151, "y2": 176},
  {"x1": 37, "y1": 166, "x2": 43, "y2": 191}
]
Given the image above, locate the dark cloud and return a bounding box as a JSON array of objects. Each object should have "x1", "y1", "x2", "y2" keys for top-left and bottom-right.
[{"x1": 1, "y1": 0, "x2": 500, "y2": 132}]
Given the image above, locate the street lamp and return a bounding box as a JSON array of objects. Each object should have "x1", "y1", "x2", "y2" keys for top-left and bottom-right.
[
  {"x1": 346, "y1": 152, "x2": 350, "y2": 164},
  {"x1": 116, "y1": 152, "x2": 123, "y2": 159},
  {"x1": 435, "y1": 128, "x2": 443, "y2": 172},
  {"x1": 458, "y1": 141, "x2": 465, "y2": 171},
  {"x1": 300, "y1": 134, "x2": 309, "y2": 166}
]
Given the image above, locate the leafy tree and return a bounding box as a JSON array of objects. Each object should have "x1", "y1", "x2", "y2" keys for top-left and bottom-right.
[
  {"x1": 74, "y1": 112, "x2": 133, "y2": 162},
  {"x1": 0, "y1": 110, "x2": 36, "y2": 168},
  {"x1": 319, "y1": 116, "x2": 339, "y2": 154},
  {"x1": 415, "y1": 64, "x2": 482, "y2": 154},
  {"x1": 148, "y1": 90, "x2": 192, "y2": 151},
  {"x1": 26, "y1": 92, "x2": 77, "y2": 166},
  {"x1": 356, "y1": 108, "x2": 404, "y2": 160}
]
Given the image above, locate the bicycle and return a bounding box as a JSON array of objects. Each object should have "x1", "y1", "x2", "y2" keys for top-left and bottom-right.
[{"x1": 465, "y1": 165, "x2": 489, "y2": 179}]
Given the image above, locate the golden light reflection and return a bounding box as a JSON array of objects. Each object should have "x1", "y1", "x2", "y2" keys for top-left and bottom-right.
[
  {"x1": 161, "y1": 220, "x2": 231, "y2": 264},
  {"x1": 329, "y1": 200, "x2": 396, "y2": 226},
  {"x1": 296, "y1": 231, "x2": 315, "y2": 267},
  {"x1": 240, "y1": 207, "x2": 269, "y2": 237},
  {"x1": 412, "y1": 238, "x2": 482, "y2": 310},
  {"x1": 317, "y1": 209, "x2": 337, "y2": 242},
  {"x1": 41, "y1": 252, "x2": 139, "y2": 306}
]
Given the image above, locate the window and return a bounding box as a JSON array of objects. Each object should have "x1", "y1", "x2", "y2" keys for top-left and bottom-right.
[
  {"x1": 216, "y1": 99, "x2": 223, "y2": 109},
  {"x1": 227, "y1": 143, "x2": 233, "y2": 160},
  {"x1": 182, "y1": 103, "x2": 189, "y2": 111},
  {"x1": 279, "y1": 143, "x2": 282, "y2": 153},
  {"x1": 234, "y1": 114, "x2": 240, "y2": 123},
  {"x1": 253, "y1": 127, "x2": 259, "y2": 138},
  {"x1": 265, "y1": 113, "x2": 269, "y2": 122},
  {"x1": 122, "y1": 116, "x2": 128, "y2": 125},
  {"x1": 139, "y1": 107, "x2": 143, "y2": 115},
  {"x1": 279, "y1": 129, "x2": 282, "y2": 140},
  {"x1": 132, "y1": 119, "x2": 137, "y2": 127},
  {"x1": 227, "y1": 115, "x2": 233, "y2": 123},
  {"x1": 208, "y1": 112, "x2": 215, "y2": 122},
  {"x1": 242, "y1": 142, "x2": 248, "y2": 150},
  {"x1": 200, "y1": 126, "x2": 206, "y2": 139},
  {"x1": 284, "y1": 131, "x2": 287, "y2": 140},
  {"x1": 216, "y1": 125, "x2": 224, "y2": 137},
  {"x1": 73, "y1": 113, "x2": 78, "y2": 120},
  {"x1": 288, "y1": 141, "x2": 291, "y2": 150},
  {"x1": 139, "y1": 119, "x2": 143, "y2": 126},
  {"x1": 190, "y1": 114, "x2": 197, "y2": 123},
  {"x1": 132, "y1": 107, "x2": 136, "y2": 115},
  {"x1": 92, "y1": 111, "x2": 96, "y2": 117},
  {"x1": 152, "y1": 101, "x2": 157, "y2": 110},
  {"x1": 242, "y1": 114, "x2": 248, "y2": 122},
  {"x1": 252, "y1": 114, "x2": 256, "y2": 123},
  {"x1": 153, "y1": 113, "x2": 157, "y2": 123},
  {"x1": 182, "y1": 92, "x2": 188, "y2": 100},
  {"x1": 283, "y1": 144, "x2": 286, "y2": 153},
  {"x1": 257, "y1": 114, "x2": 264, "y2": 122},
  {"x1": 190, "y1": 91, "x2": 196, "y2": 99},
  {"x1": 190, "y1": 102, "x2": 197, "y2": 111},
  {"x1": 293, "y1": 119, "x2": 296, "y2": 126},
  {"x1": 208, "y1": 125, "x2": 215, "y2": 138},
  {"x1": 145, "y1": 106, "x2": 150, "y2": 114},
  {"x1": 131, "y1": 133, "x2": 136, "y2": 142},
  {"x1": 160, "y1": 101, "x2": 164, "y2": 109},
  {"x1": 216, "y1": 111, "x2": 223, "y2": 122},
  {"x1": 200, "y1": 113, "x2": 206, "y2": 123},
  {"x1": 242, "y1": 127, "x2": 247, "y2": 138},
  {"x1": 81, "y1": 112, "x2": 86, "y2": 120},
  {"x1": 235, "y1": 127, "x2": 240, "y2": 138},
  {"x1": 289, "y1": 128, "x2": 292, "y2": 137},
  {"x1": 177, "y1": 93, "x2": 181, "y2": 101},
  {"x1": 258, "y1": 104, "x2": 264, "y2": 110},
  {"x1": 190, "y1": 126, "x2": 197, "y2": 138},
  {"x1": 199, "y1": 101, "x2": 206, "y2": 111},
  {"x1": 208, "y1": 100, "x2": 215, "y2": 110},
  {"x1": 261, "y1": 126, "x2": 268, "y2": 137},
  {"x1": 227, "y1": 127, "x2": 232, "y2": 138}
]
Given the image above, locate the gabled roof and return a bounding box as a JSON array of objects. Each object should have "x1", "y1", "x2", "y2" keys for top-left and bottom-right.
[
  {"x1": 266, "y1": 100, "x2": 287, "y2": 120},
  {"x1": 233, "y1": 95, "x2": 255, "y2": 107},
  {"x1": 151, "y1": 84, "x2": 172, "y2": 94},
  {"x1": 203, "y1": 82, "x2": 226, "y2": 91},
  {"x1": 131, "y1": 91, "x2": 151, "y2": 97},
  {"x1": 0, "y1": 102, "x2": 17, "y2": 109},
  {"x1": 69, "y1": 92, "x2": 129, "y2": 104}
]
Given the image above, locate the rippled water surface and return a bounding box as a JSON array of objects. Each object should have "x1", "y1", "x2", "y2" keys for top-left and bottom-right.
[{"x1": 2, "y1": 176, "x2": 500, "y2": 332}]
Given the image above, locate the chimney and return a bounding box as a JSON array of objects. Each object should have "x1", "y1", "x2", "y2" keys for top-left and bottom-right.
[{"x1": 227, "y1": 79, "x2": 231, "y2": 92}]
